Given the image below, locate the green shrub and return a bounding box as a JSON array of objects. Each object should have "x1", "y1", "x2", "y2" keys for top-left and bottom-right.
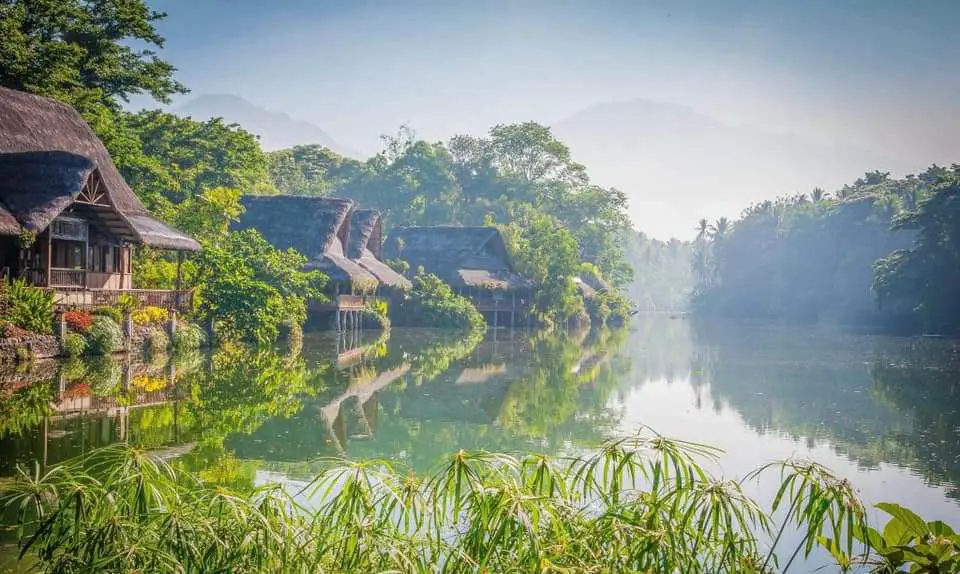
[
  {"x1": 144, "y1": 328, "x2": 169, "y2": 355},
  {"x1": 172, "y1": 322, "x2": 206, "y2": 351},
  {"x1": 360, "y1": 306, "x2": 391, "y2": 330},
  {"x1": 92, "y1": 306, "x2": 124, "y2": 325},
  {"x1": 393, "y1": 273, "x2": 485, "y2": 330},
  {"x1": 115, "y1": 293, "x2": 140, "y2": 315},
  {"x1": 85, "y1": 317, "x2": 124, "y2": 355},
  {"x1": 62, "y1": 333, "x2": 87, "y2": 357},
  {"x1": 6, "y1": 278, "x2": 54, "y2": 334}
]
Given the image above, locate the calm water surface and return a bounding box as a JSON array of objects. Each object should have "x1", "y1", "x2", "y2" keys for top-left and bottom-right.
[{"x1": 1, "y1": 317, "x2": 959, "y2": 561}]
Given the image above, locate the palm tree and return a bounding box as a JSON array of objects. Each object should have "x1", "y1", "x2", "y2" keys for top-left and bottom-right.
[
  {"x1": 708, "y1": 217, "x2": 730, "y2": 242},
  {"x1": 695, "y1": 218, "x2": 709, "y2": 243},
  {"x1": 811, "y1": 187, "x2": 827, "y2": 202}
]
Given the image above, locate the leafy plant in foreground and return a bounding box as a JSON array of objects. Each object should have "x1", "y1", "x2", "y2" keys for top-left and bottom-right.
[{"x1": 2, "y1": 430, "x2": 942, "y2": 573}]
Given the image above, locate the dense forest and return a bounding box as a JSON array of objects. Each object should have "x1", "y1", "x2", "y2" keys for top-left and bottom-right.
[{"x1": 691, "y1": 166, "x2": 960, "y2": 334}]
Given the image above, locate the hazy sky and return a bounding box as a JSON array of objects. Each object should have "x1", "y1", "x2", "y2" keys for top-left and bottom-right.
[{"x1": 142, "y1": 0, "x2": 959, "y2": 237}]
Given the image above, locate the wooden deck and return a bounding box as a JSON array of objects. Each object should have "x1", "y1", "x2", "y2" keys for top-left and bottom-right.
[{"x1": 309, "y1": 294, "x2": 368, "y2": 312}]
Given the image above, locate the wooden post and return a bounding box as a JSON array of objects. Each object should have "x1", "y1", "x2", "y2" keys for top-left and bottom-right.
[
  {"x1": 45, "y1": 230, "x2": 52, "y2": 287},
  {"x1": 175, "y1": 251, "x2": 183, "y2": 309},
  {"x1": 168, "y1": 308, "x2": 178, "y2": 341}
]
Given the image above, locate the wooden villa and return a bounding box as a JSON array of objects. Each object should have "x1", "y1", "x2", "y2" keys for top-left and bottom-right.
[
  {"x1": 236, "y1": 196, "x2": 403, "y2": 329},
  {"x1": 0, "y1": 87, "x2": 199, "y2": 310},
  {"x1": 383, "y1": 226, "x2": 533, "y2": 326}
]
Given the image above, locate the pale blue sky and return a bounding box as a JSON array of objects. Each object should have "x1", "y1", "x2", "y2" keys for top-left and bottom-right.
[{"x1": 138, "y1": 0, "x2": 960, "y2": 236}]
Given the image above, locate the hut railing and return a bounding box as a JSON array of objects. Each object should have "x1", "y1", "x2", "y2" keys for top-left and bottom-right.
[
  {"x1": 337, "y1": 294, "x2": 366, "y2": 309},
  {"x1": 90, "y1": 289, "x2": 193, "y2": 311},
  {"x1": 49, "y1": 268, "x2": 86, "y2": 288}
]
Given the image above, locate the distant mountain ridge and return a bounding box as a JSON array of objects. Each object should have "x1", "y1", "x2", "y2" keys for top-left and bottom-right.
[
  {"x1": 551, "y1": 99, "x2": 912, "y2": 239},
  {"x1": 175, "y1": 94, "x2": 359, "y2": 157}
]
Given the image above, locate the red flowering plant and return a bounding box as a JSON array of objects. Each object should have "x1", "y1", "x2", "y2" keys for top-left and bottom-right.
[
  {"x1": 63, "y1": 310, "x2": 94, "y2": 332},
  {"x1": 62, "y1": 382, "x2": 91, "y2": 399}
]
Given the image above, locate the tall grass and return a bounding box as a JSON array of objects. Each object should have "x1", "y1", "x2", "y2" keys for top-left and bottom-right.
[{"x1": 0, "y1": 429, "x2": 928, "y2": 573}]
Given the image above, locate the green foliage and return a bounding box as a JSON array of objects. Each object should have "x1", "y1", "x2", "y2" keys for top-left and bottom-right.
[
  {"x1": 692, "y1": 167, "x2": 950, "y2": 327},
  {"x1": 393, "y1": 273, "x2": 485, "y2": 331},
  {"x1": 624, "y1": 231, "x2": 693, "y2": 312},
  {"x1": 0, "y1": 379, "x2": 54, "y2": 436},
  {"x1": 873, "y1": 167, "x2": 960, "y2": 334},
  {"x1": 172, "y1": 322, "x2": 206, "y2": 351},
  {"x1": 0, "y1": 0, "x2": 186, "y2": 115},
  {"x1": 92, "y1": 306, "x2": 124, "y2": 325},
  {"x1": 854, "y1": 503, "x2": 960, "y2": 573},
  {"x1": 62, "y1": 332, "x2": 87, "y2": 357},
  {"x1": 194, "y1": 229, "x2": 327, "y2": 345},
  {"x1": 3, "y1": 434, "x2": 926, "y2": 573},
  {"x1": 5, "y1": 278, "x2": 54, "y2": 334},
  {"x1": 144, "y1": 328, "x2": 169, "y2": 356},
  {"x1": 500, "y1": 214, "x2": 584, "y2": 326},
  {"x1": 85, "y1": 316, "x2": 124, "y2": 355},
  {"x1": 385, "y1": 258, "x2": 411, "y2": 277},
  {"x1": 115, "y1": 293, "x2": 139, "y2": 315},
  {"x1": 267, "y1": 145, "x2": 360, "y2": 196},
  {"x1": 13, "y1": 345, "x2": 32, "y2": 364},
  {"x1": 267, "y1": 122, "x2": 634, "y2": 296}
]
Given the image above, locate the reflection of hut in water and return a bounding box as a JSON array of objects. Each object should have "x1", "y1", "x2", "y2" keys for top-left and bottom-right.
[
  {"x1": 225, "y1": 364, "x2": 411, "y2": 460},
  {"x1": 236, "y1": 197, "x2": 401, "y2": 330},
  {"x1": 0, "y1": 357, "x2": 195, "y2": 476},
  {"x1": 383, "y1": 226, "x2": 533, "y2": 327}
]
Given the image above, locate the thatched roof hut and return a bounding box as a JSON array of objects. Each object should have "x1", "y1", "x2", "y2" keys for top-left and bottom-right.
[
  {"x1": 0, "y1": 87, "x2": 200, "y2": 251},
  {"x1": 383, "y1": 226, "x2": 530, "y2": 290},
  {"x1": 348, "y1": 210, "x2": 410, "y2": 289},
  {"x1": 235, "y1": 196, "x2": 377, "y2": 287}
]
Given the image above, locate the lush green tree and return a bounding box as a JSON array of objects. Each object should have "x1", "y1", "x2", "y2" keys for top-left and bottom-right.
[
  {"x1": 193, "y1": 230, "x2": 327, "y2": 345},
  {"x1": 873, "y1": 166, "x2": 960, "y2": 333},
  {"x1": 690, "y1": 166, "x2": 949, "y2": 327},
  {"x1": 267, "y1": 144, "x2": 363, "y2": 197},
  {"x1": 500, "y1": 213, "x2": 584, "y2": 326},
  {"x1": 114, "y1": 110, "x2": 275, "y2": 218},
  {"x1": 0, "y1": 0, "x2": 186, "y2": 114},
  {"x1": 392, "y1": 272, "x2": 485, "y2": 331}
]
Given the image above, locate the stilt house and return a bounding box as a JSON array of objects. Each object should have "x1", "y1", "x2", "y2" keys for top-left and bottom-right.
[
  {"x1": 0, "y1": 87, "x2": 200, "y2": 309},
  {"x1": 382, "y1": 226, "x2": 532, "y2": 326}
]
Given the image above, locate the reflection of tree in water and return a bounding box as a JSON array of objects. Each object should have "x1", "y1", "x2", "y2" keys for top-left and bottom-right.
[
  {"x1": 1, "y1": 327, "x2": 635, "y2": 484},
  {"x1": 0, "y1": 352, "x2": 205, "y2": 476},
  {"x1": 244, "y1": 327, "x2": 632, "y2": 476},
  {"x1": 869, "y1": 343, "x2": 960, "y2": 499},
  {"x1": 691, "y1": 320, "x2": 960, "y2": 500}
]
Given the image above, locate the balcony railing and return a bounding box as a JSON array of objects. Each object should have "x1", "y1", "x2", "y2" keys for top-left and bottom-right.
[{"x1": 50, "y1": 268, "x2": 85, "y2": 287}]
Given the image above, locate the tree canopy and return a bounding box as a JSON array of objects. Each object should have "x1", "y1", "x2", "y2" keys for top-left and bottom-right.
[
  {"x1": 690, "y1": 165, "x2": 960, "y2": 333},
  {"x1": 0, "y1": 0, "x2": 186, "y2": 114}
]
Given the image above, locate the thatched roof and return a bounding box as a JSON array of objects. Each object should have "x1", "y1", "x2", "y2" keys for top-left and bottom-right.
[
  {"x1": 236, "y1": 196, "x2": 377, "y2": 284},
  {"x1": 348, "y1": 210, "x2": 411, "y2": 289},
  {"x1": 383, "y1": 226, "x2": 530, "y2": 290},
  {"x1": 0, "y1": 87, "x2": 199, "y2": 251}
]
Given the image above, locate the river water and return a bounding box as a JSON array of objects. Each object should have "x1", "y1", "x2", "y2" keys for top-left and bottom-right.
[{"x1": 1, "y1": 317, "x2": 958, "y2": 564}]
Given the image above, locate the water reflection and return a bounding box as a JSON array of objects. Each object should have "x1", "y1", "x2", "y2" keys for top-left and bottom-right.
[
  {"x1": 1, "y1": 318, "x2": 958, "y2": 518},
  {"x1": 686, "y1": 320, "x2": 960, "y2": 501},
  {"x1": 0, "y1": 327, "x2": 629, "y2": 485}
]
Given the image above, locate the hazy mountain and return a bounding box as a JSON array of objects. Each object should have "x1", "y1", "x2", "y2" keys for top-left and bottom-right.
[
  {"x1": 175, "y1": 94, "x2": 359, "y2": 157},
  {"x1": 552, "y1": 100, "x2": 913, "y2": 239}
]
